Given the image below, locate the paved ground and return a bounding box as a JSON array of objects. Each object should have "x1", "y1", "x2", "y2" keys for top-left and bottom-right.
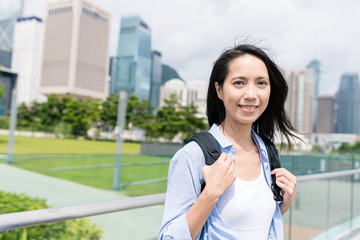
[{"x1": 0, "y1": 163, "x2": 164, "y2": 240}]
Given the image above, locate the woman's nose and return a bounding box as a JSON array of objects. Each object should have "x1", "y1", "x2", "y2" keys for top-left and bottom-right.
[{"x1": 244, "y1": 85, "x2": 256, "y2": 100}]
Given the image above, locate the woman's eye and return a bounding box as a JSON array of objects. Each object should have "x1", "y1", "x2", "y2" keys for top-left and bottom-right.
[
  {"x1": 258, "y1": 81, "x2": 269, "y2": 85},
  {"x1": 234, "y1": 81, "x2": 244, "y2": 85}
]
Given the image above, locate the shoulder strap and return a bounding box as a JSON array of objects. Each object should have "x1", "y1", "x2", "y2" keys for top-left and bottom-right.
[
  {"x1": 188, "y1": 131, "x2": 221, "y2": 192},
  {"x1": 188, "y1": 131, "x2": 221, "y2": 165},
  {"x1": 262, "y1": 137, "x2": 283, "y2": 201}
]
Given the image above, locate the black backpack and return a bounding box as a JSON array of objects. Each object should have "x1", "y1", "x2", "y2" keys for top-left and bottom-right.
[{"x1": 188, "y1": 131, "x2": 283, "y2": 201}]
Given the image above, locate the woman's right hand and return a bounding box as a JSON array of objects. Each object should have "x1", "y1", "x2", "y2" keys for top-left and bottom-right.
[{"x1": 201, "y1": 152, "x2": 236, "y2": 198}]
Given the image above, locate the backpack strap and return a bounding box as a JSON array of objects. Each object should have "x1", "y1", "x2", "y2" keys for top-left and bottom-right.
[
  {"x1": 188, "y1": 131, "x2": 221, "y2": 165},
  {"x1": 189, "y1": 132, "x2": 283, "y2": 201},
  {"x1": 188, "y1": 131, "x2": 220, "y2": 191},
  {"x1": 262, "y1": 137, "x2": 283, "y2": 201}
]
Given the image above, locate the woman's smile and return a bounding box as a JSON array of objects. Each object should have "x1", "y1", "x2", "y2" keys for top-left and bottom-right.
[{"x1": 238, "y1": 105, "x2": 259, "y2": 113}]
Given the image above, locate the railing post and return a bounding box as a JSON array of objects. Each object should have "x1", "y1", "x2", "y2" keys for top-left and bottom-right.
[{"x1": 112, "y1": 91, "x2": 127, "y2": 191}]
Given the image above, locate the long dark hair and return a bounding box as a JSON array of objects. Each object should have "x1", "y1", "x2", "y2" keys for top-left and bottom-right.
[{"x1": 206, "y1": 44, "x2": 300, "y2": 150}]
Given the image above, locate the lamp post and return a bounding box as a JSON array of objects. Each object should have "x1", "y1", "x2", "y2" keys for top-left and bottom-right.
[{"x1": 112, "y1": 91, "x2": 127, "y2": 190}]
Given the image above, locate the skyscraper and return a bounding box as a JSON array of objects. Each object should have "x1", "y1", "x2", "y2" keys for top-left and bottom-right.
[
  {"x1": 39, "y1": 0, "x2": 110, "y2": 99},
  {"x1": 113, "y1": 16, "x2": 152, "y2": 99},
  {"x1": 285, "y1": 69, "x2": 315, "y2": 133},
  {"x1": 335, "y1": 73, "x2": 360, "y2": 134},
  {"x1": 306, "y1": 60, "x2": 321, "y2": 131},
  {"x1": 315, "y1": 95, "x2": 335, "y2": 133},
  {"x1": 0, "y1": 67, "x2": 17, "y2": 116},
  {"x1": 150, "y1": 50, "x2": 162, "y2": 109},
  {"x1": 12, "y1": 16, "x2": 44, "y2": 104},
  {"x1": 0, "y1": 0, "x2": 24, "y2": 68}
]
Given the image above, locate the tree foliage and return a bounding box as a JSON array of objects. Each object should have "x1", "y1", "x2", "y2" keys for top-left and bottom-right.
[
  {"x1": 13, "y1": 92, "x2": 206, "y2": 141},
  {"x1": 338, "y1": 140, "x2": 360, "y2": 153},
  {"x1": 145, "y1": 93, "x2": 207, "y2": 141}
]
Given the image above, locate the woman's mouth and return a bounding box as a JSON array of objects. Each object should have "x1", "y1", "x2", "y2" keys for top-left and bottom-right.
[{"x1": 239, "y1": 105, "x2": 258, "y2": 113}]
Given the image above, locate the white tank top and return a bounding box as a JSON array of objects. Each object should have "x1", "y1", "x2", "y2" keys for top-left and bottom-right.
[{"x1": 217, "y1": 164, "x2": 276, "y2": 239}]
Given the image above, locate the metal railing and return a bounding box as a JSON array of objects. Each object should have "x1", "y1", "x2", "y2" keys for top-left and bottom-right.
[{"x1": 0, "y1": 168, "x2": 360, "y2": 234}]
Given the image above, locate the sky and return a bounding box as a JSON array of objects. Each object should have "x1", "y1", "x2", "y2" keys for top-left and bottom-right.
[{"x1": 23, "y1": 0, "x2": 360, "y2": 96}]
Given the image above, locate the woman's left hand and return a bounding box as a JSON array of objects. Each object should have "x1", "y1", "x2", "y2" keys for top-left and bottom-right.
[{"x1": 271, "y1": 168, "x2": 296, "y2": 215}]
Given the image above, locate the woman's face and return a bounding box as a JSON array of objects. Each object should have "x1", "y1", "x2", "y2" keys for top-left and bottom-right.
[{"x1": 215, "y1": 54, "x2": 270, "y2": 127}]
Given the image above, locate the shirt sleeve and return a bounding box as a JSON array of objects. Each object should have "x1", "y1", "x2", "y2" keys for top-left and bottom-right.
[{"x1": 158, "y1": 142, "x2": 204, "y2": 240}]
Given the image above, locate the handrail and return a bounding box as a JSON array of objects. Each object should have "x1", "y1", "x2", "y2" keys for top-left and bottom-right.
[
  {"x1": 0, "y1": 193, "x2": 166, "y2": 233},
  {"x1": 1, "y1": 168, "x2": 360, "y2": 233}
]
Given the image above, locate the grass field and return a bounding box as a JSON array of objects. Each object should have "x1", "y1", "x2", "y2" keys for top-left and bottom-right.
[
  {"x1": 0, "y1": 135, "x2": 170, "y2": 196},
  {"x1": 0, "y1": 134, "x2": 140, "y2": 154}
]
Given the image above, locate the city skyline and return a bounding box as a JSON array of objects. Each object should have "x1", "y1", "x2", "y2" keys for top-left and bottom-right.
[{"x1": 22, "y1": 0, "x2": 360, "y2": 97}]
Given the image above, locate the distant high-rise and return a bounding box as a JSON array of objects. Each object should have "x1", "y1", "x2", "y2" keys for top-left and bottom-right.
[
  {"x1": 285, "y1": 69, "x2": 315, "y2": 133},
  {"x1": 160, "y1": 79, "x2": 186, "y2": 107},
  {"x1": 315, "y1": 95, "x2": 335, "y2": 133},
  {"x1": 0, "y1": 0, "x2": 24, "y2": 67},
  {"x1": 0, "y1": 67, "x2": 17, "y2": 116},
  {"x1": 306, "y1": 60, "x2": 321, "y2": 131},
  {"x1": 335, "y1": 73, "x2": 360, "y2": 134},
  {"x1": 12, "y1": 16, "x2": 45, "y2": 104},
  {"x1": 150, "y1": 50, "x2": 162, "y2": 109},
  {"x1": 39, "y1": 0, "x2": 110, "y2": 99},
  {"x1": 113, "y1": 16, "x2": 152, "y2": 99},
  {"x1": 187, "y1": 80, "x2": 207, "y2": 118}
]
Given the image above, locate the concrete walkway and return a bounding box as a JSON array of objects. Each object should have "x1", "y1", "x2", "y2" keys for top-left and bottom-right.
[{"x1": 0, "y1": 163, "x2": 163, "y2": 240}]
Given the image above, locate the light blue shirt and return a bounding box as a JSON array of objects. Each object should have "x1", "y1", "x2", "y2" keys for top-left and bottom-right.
[{"x1": 159, "y1": 124, "x2": 284, "y2": 240}]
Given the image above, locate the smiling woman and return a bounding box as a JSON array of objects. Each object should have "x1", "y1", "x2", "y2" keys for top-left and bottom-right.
[{"x1": 159, "y1": 44, "x2": 303, "y2": 240}]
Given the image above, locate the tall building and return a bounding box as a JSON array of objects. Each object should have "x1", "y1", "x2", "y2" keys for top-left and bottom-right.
[
  {"x1": 0, "y1": 67, "x2": 17, "y2": 116},
  {"x1": 306, "y1": 60, "x2": 321, "y2": 131},
  {"x1": 315, "y1": 95, "x2": 335, "y2": 133},
  {"x1": 285, "y1": 69, "x2": 315, "y2": 134},
  {"x1": 0, "y1": 0, "x2": 24, "y2": 67},
  {"x1": 187, "y1": 80, "x2": 207, "y2": 118},
  {"x1": 11, "y1": 16, "x2": 44, "y2": 105},
  {"x1": 113, "y1": 16, "x2": 152, "y2": 99},
  {"x1": 39, "y1": 0, "x2": 110, "y2": 99},
  {"x1": 160, "y1": 78, "x2": 186, "y2": 107},
  {"x1": 150, "y1": 50, "x2": 162, "y2": 109},
  {"x1": 335, "y1": 73, "x2": 360, "y2": 134}
]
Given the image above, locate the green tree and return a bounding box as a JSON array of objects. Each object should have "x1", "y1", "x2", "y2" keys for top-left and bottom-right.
[
  {"x1": 61, "y1": 97, "x2": 100, "y2": 137},
  {"x1": 101, "y1": 94, "x2": 119, "y2": 131},
  {"x1": 126, "y1": 93, "x2": 154, "y2": 129},
  {"x1": 16, "y1": 102, "x2": 33, "y2": 130},
  {"x1": 338, "y1": 142, "x2": 352, "y2": 153},
  {"x1": 179, "y1": 102, "x2": 207, "y2": 140},
  {"x1": 145, "y1": 94, "x2": 207, "y2": 141},
  {"x1": 352, "y1": 140, "x2": 360, "y2": 152},
  {"x1": 39, "y1": 94, "x2": 64, "y2": 132}
]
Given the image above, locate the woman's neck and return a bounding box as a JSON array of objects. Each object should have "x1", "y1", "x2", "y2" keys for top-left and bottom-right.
[{"x1": 219, "y1": 119, "x2": 255, "y2": 151}]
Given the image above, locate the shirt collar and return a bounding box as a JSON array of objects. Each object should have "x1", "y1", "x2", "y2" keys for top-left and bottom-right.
[
  {"x1": 208, "y1": 124, "x2": 269, "y2": 163},
  {"x1": 209, "y1": 124, "x2": 233, "y2": 149}
]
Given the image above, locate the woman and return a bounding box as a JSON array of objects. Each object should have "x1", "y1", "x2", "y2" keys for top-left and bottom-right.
[{"x1": 159, "y1": 44, "x2": 299, "y2": 240}]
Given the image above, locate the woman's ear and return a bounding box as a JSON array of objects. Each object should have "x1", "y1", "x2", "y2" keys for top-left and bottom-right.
[{"x1": 215, "y1": 82, "x2": 223, "y2": 100}]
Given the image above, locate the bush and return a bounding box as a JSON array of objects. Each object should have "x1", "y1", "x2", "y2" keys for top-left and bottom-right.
[
  {"x1": 0, "y1": 117, "x2": 8, "y2": 129},
  {"x1": 0, "y1": 191, "x2": 103, "y2": 240}
]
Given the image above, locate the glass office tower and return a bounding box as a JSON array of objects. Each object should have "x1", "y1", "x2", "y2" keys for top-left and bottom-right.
[
  {"x1": 0, "y1": 0, "x2": 24, "y2": 67},
  {"x1": 113, "y1": 16, "x2": 152, "y2": 99},
  {"x1": 335, "y1": 73, "x2": 360, "y2": 134}
]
